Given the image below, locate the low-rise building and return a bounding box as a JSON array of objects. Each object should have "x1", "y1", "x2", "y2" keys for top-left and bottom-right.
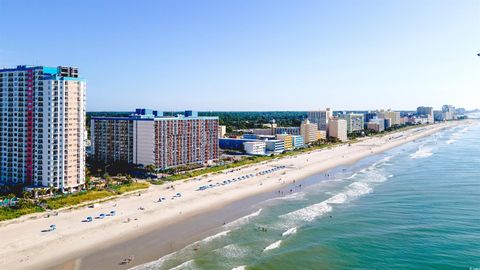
[
  {"x1": 291, "y1": 135, "x2": 305, "y2": 148},
  {"x1": 276, "y1": 133, "x2": 294, "y2": 150},
  {"x1": 219, "y1": 138, "x2": 255, "y2": 151},
  {"x1": 243, "y1": 141, "x2": 266, "y2": 155},
  {"x1": 265, "y1": 140, "x2": 285, "y2": 154}
]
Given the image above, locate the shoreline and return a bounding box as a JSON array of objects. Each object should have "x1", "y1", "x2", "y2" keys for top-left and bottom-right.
[{"x1": 0, "y1": 121, "x2": 468, "y2": 270}]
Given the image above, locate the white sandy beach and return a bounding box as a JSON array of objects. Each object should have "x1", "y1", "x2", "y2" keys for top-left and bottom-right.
[{"x1": 0, "y1": 122, "x2": 463, "y2": 270}]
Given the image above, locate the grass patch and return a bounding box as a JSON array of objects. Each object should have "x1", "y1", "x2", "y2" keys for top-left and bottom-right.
[
  {"x1": 46, "y1": 182, "x2": 150, "y2": 210},
  {"x1": 150, "y1": 180, "x2": 165, "y2": 185},
  {"x1": 45, "y1": 190, "x2": 113, "y2": 210},
  {"x1": 110, "y1": 182, "x2": 150, "y2": 194},
  {"x1": 0, "y1": 205, "x2": 44, "y2": 222}
]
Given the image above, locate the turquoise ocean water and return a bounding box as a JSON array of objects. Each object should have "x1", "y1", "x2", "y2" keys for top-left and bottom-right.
[{"x1": 133, "y1": 122, "x2": 480, "y2": 270}]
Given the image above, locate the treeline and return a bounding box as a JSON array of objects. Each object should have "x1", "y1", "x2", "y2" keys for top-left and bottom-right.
[
  {"x1": 86, "y1": 111, "x2": 307, "y2": 133},
  {"x1": 200, "y1": 111, "x2": 306, "y2": 131}
]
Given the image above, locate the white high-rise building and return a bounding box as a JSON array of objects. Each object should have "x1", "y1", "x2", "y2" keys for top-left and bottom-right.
[{"x1": 0, "y1": 66, "x2": 86, "y2": 191}]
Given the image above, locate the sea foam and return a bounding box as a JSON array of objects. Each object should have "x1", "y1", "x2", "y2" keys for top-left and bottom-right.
[
  {"x1": 282, "y1": 227, "x2": 297, "y2": 236},
  {"x1": 224, "y1": 209, "x2": 262, "y2": 228},
  {"x1": 169, "y1": 259, "x2": 197, "y2": 270},
  {"x1": 264, "y1": 240, "x2": 282, "y2": 251},
  {"x1": 201, "y1": 230, "x2": 231, "y2": 243},
  {"x1": 410, "y1": 145, "x2": 433, "y2": 159},
  {"x1": 280, "y1": 201, "x2": 332, "y2": 223},
  {"x1": 215, "y1": 244, "x2": 248, "y2": 259}
]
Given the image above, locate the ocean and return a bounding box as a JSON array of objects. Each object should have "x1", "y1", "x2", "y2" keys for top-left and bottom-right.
[{"x1": 132, "y1": 122, "x2": 480, "y2": 270}]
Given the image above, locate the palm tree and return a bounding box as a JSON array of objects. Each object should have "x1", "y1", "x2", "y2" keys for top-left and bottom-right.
[
  {"x1": 22, "y1": 191, "x2": 33, "y2": 200},
  {"x1": 104, "y1": 173, "x2": 112, "y2": 189}
]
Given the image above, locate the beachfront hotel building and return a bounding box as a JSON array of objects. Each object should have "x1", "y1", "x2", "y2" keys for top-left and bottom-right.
[
  {"x1": 300, "y1": 119, "x2": 323, "y2": 144},
  {"x1": 308, "y1": 108, "x2": 332, "y2": 131},
  {"x1": 328, "y1": 118, "x2": 348, "y2": 142},
  {"x1": 91, "y1": 110, "x2": 219, "y2": 169},
  {"x1": 291, "y1": 135, "x2": 305, "y2": 148},
  {"x1": 243, "y1": 141, "x2": 266, "y2": 155},
  {"x1": 0, "y1": 65, "x2": 86, "y2": 191},
  {"x1": 275, "y1": 133, "x2": 293, "y2": 150},
  {"x1": 377, "y1": 110, "x2": 401, "y2": 126},
  {"x1": 416, "y1": 106, "x2": 434, "y2": 124},
  {"x1": 265, "y1": 140, "x2": 285, "y2": 154},
  {"x1": 342, "y1": 113, "x2": 365, "y2": 133}
]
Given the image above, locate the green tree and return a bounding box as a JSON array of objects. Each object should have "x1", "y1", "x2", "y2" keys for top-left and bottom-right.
[
  {"x1": 145, "y1": 164, "x2": 157, "y2": 174},
  {"x1": 22, "y1": 191, "x2": 33, "y2": 200}
]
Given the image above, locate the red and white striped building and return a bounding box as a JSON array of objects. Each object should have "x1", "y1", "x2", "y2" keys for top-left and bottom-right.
[
  {"x1": 91, "y1": 110, "x2": 219, "y2": 169},
  {"x1": 0, "y1": 66, "x2": 86, "y2": 191}
]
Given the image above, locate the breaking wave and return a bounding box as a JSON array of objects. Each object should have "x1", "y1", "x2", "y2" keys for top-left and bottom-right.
[
  {"x1": 224, "y1": 209, "x2": 262, "y2": 228},
  {"x1": 282, "y1": 227, "x2": 297, "y2": 236},
  {"x1": 264, "y1": 240, "x2": 282, "y2": 251}
]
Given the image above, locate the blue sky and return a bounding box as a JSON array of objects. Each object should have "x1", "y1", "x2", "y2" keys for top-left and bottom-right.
[{"x1": 0, "y1": 0, "x2": 479, "y2": 111}]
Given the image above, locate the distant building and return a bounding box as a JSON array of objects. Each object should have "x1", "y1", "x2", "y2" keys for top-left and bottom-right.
[
  {"x1": 0, "y1": 65, "x2": 86, "y2": 191},
  {"x1": 364, "y1": 112, "x2": 378, "y2": 127},
  {"x1": 265, "y1": 140, "x2": 285, "y2": 154},
  {"x1": 92, "y1": 110, "x2": 219, "y2": 169},
  {"x1": 307, "y1": 108, "x2": 332, "y2": 131},
  {"x1": 218, "y1": 125, "x2": 226, "y2": 138},
  {"x1": 243, "y1": 141, "x2": 266, "y2": 155},
  {"x1": 377, "y1": 110, "x2": 401, "y2": 126},
  {"x1": 276, "y1": 133, "x2": 294, "y2": 150},
  {"x1": 442, "y1": 105, "x2": 456, "y2": 120},
  {"x1": 417, "y1": 106, "x2": 433, "y2": 117},
  {"x1": 342, "y1": 113, "x2": 364, "y2": 133},
  {"x1": 242, "y1": 134, "x2": 258, "y2": 140},
  {"x1": 250, "y1": 128, "x2": 274, "y2": 136},
  {"x1": 328, "y1": 118, "x2": 348, "y2": 142},
  {"x1": 300, "y1": 119, "x2": 320, "y2": 144},
  {"x1": 456, "y1": 108, "x2": 466, "y2": 116},
  {"x1": 416, "y1": 106, "x2": 434, "y2": 123},
  {"x1": 384, "y1": 118, "x2": 392, "y2": 129},
  {"x1": 434, "y1": 110, "x2": 445, "y2": 121},
  {"x1": 274, "y1": 126, "x2": 301, "y2": 135},
  {"x1": 219, "y1": 138, "x2": 254, "y2": 151},
  {"x1": 262, "y1": 123, "x2": 277, "y2": 129},
  {"x1": 367, "y1": 119, "x2": 385, "y2": 132}
]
